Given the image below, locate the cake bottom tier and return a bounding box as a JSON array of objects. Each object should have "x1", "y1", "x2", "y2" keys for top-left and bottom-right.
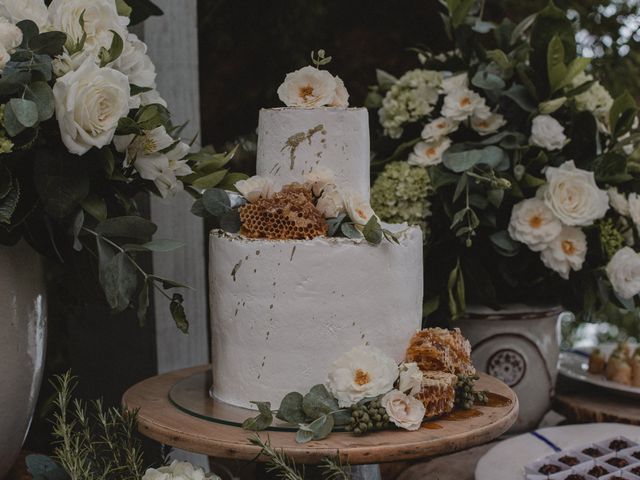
[{"x1": 209, "y1": 228, "x2": 424, "y2": 409}]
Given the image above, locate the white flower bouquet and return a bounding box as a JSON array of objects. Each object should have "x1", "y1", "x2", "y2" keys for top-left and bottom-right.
[
  {"x1": 0, "y1": 0, "x2": 243, "y2": 329},
  {"x1": 368, "y1": 1, "x2": 640, "y2": 323}
]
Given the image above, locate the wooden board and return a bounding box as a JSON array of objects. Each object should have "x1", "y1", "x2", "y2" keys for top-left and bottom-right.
[
  {"x1": 123, "y1": 365, "x2": 519, "y2": 465},
  {"x1": 554, "y1": 391, "x2": 640, "y2": 425}
]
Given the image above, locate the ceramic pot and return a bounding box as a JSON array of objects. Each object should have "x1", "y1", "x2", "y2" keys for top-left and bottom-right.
[
  {"x1": 458, "y1": 305, "x2": 566, "y2": 433},
  {"x1": 0, "y1": 241, "x2": 47, "y2": 477}
]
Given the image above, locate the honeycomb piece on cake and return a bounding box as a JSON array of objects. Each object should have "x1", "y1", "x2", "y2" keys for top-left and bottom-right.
[
  {"x1": 406, "y1": 328, "x2": 476, "y2": 376},
  {"x1": 239, "y1": 183, "x2": 328, "y2": 240},
  {"x1": 416, "y1": 371, "x2": 457, "y2": 418}
]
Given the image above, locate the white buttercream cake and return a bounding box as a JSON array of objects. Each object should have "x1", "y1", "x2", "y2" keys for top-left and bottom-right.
[{"x1": 209, "y1": 70, "x2": 424, "y2": 410}]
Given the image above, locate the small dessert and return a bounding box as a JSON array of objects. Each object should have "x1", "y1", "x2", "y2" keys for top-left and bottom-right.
[
  {"x1": 606, "y1": 457, "x2": 629, "y2": 468},
  {"x1": 538, "y1": 464, "x2": 563, "y2": 475},
  {"x1": 609, "y1": 439, "x2": 630, "y2": 450},
  {"x1": 606, "y1": 352, "x2": 632, "y2": 386},
  {"x1": 559, "y1": 455, "x2": 581, "y2": 466},
  {"x1": 565, "y1": 475, "x2": 586, "y2": 480},
  {"x1": 588, "y1": 465, "x2": 609, "y2": 477},
  {"x1": 583, "y1": 447, "x2": 603, "y2": 457},
  {"x1": 632, "y1": 466, "x2": 640, "y2": 475},
  {"x1": 632, "y1": 450, "x2": 640, "y2": 460},
  {"x1": 606, "y1": 477, "x2": 626, "y2": 480},
  {"x1": 589, "y1": 348, "x2": 606, "y2": 374}
]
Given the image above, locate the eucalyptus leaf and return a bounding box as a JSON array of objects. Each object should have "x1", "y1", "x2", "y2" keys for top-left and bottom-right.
[
  {"x1": 0, "y1": 179, "x2": 19, "y2": 225},
  {"x1": 34, "y1": 154, "x2": 89, "y2": 220},
  {"x1": 202, "y1": 188, "x2": 232, "y2": 217},
  {"x1": 276, "y1": 392, "x2": 307, "y2": 424},
  {"x1": 362, "y1": 216, "x2": 383, "y2": 245},
  {"x1": 341, "y1": 222, "x2": 363, "y2": 240},
  {"x1": 302, "y1": 384, "x2": 339, "y2": 420},
  {"x1": 96, "y1": 216, "x2": 157, "y2": 240},
  {"x1": 471, "y1": 70, "x2": 505, "y2": 91},
  {"x1": 24, "y1": 81, "x2": 55, "y2": 122},
  {"x1": 0, "y1": 71, "x2": 30, "y2": 95},
  {"x1": 141, "y1": 239, "x2": 185, "y2": 252},
  {"x1": 29, "y1": 31, "x2": 67, "y2": 56},
  {"x1": 220, "y1": 210, "x2": 242, "y2": 233},
  {"x1": 295, "y1": 427, "x2": 314, "y2": 444},
  {"x1": 192, "y1": 169, "x2": 229, "y2": 189},
  {"x1": 137, "y1": 280, "x2": 150, "y2": 324},
  {"x1": 5, "y1": 98, "x2": 38, "y2": 136},
  {"x1": 327, "y1": 213, "x2": 347, "y2": 237},
  {"x1": 99, "y1": 251, "x2": 139, "y2": 313},
  {"x1": 490, "y1": 231, "x2": 520, "y2": 257},
  {"x1": 308, "y1": 414, "x2": 334, "y2": 441},
  {"x1": 503, "y1": 84, "x2": 537, "y2": 112},
  {"x1": 25, "y1": 454, "x2": 69, "y2": 480},
  {"x1": 243, "y1": 401, "x2": 273, "y2": 431},
  {"x1": 170, "y1": 293, "x2": 188, "y2": 333},
  {"x1": 81, "y1": 195, "x2": 108, "y2": 222},
  {"x1": 486, "y1": 49, "x2": 511, "y2": 71}
]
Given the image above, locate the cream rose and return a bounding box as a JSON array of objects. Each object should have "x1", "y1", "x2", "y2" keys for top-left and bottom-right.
[
  {"x1": 142, "y1": 460, "x2": 220, "y2": 480},
  {"x1": 343, "y1": 190, "x2": 376, "y2": 226},
  {"x1": 421, "y1": 117, "x2": 458, "y2": 142},
  {"x1": 508, "y1": 198, "x2": 562, "y2": 251},
  {"x1": 329, "y1": 75, "x2": 349, "y2": 108},
  {"x1": 0, "y1": 17, "x2": 23, "y2": 53},
  {"x1": 0, "y1": 0, "x2": 48, "y2": 30},
  {"x1": 234, "y1": 175, "x2": 276, "y2": 203},
  {"x1": 398, "y1": 362, "x2": 423, "y2": 396},
  {"x1": 628, "y1": 193, "x2": 640, "y2": 231},
  {"x1": 441, "y1": 88, "x2": 487, "y2": 121},
  {"x1": 540, "y1": 226, "x2": 587, "y2": 280},
  {"x1": 606, "y1": 247, "x2": 640, "y2": 300},
  {"x1": 541, "y1": 161, "x2": 609, "y2": 226},
  {"x1": 277, "y1": 66, "x2": 338, "y2": 107},
  {"x1": 380, "y1": 390, "x2": 425, "y2": 431},
  {"x1": 49, "y1": 0, "x2": 129, "y2": 54},
  {"x1": 609, "y1": 187, "x2": 630, "y2": 217},
  {"x1": 111, "y1": 34, "x2": 157, "y2": 90},
  {"x1": 304, "y1": 167, "x2": 335, "y2": 197},
  {"x1": 326, "y1": 345, "x2": 398, "y2": 408},
  {"x1": 408, "y1": 137, "x2": 451, "y2": 167},
  {"x1": 530, "y1": 115, "x2": 567, "y2": 151},
  {"x1": 53, "y1": 57, "x2": 130, "y2": 155},
  {"x1": 471, "y1": 111, "x2": 506, "y2": 136},
  {"x1": 316, "y1": 186, "x2": 345, "y2": 219}
]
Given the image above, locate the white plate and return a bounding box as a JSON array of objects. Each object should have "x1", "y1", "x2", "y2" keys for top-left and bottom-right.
[
  {"x1": 476, "y1": 423, "x2": 640, "y2": 480},
  {"x1": 559, "y1": 344, "x2": 640, "y2": 399}
]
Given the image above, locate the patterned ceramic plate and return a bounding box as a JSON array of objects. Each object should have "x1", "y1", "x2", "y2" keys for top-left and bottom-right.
[{"x1": 559, "y1": 343, "x2": 640, "y2": 400}]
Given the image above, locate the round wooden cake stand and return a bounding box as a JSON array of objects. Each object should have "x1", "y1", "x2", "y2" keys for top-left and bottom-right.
[
  {"x1": 123, "y1": 365, "x2": 518, "y2": 466},
  {"x1": 554, "y1": 391, "x2": 640, "y2": 425}
]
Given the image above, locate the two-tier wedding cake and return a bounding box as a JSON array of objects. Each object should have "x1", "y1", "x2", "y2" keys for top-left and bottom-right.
[{"x1": 209, "y1": 64, "x2": 424, "y2": 410}]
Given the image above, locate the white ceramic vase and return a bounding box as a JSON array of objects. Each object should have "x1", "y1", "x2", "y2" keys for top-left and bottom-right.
[
  {"x1": 457, "y1": 305, "x2": 566, "y2": 433},
  {"x1": 0, "y1": 241, "x2": 47, "y2": 477}
]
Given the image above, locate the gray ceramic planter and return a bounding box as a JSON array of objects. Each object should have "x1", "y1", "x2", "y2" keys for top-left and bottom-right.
[{"x1": 0, "y1": 242, "x2": 47, "y2": 477}]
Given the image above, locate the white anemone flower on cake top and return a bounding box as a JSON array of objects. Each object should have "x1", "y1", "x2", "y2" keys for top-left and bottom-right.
[
  {"x1": 508, "y1": 198, "x2": 563, "y2": 251},
  {"x1": 540, "y1": 226, "x2": 587, "y2": 280},
  {"x1": 606, "y1": 247, "x2": 640, "y2": 300},
  {"x1": 234, "y1": 175, "x2": 277, "y2": 203},
  {"x1": 541, "y1": 160, "x2": 609, "y2": 226},
  {"x1": 304, "y1": 166, "x2": 336, "y2": 197},
  {"x1": 326, "y1": 345, "x2": 399, "y2": 407},
  {"x1": 421, "y1": 117, "x2": 458, "y2": 142},
  {"x1": 343, "y1": 190, "x2": 377, "y2": 226},
  {"x1": 316, "y1": 186, "x2": 345, "y2": 219},
  {"x1": 330, "y1": 75, "x2": 350, "y2": 108},
  {"x1": 381, "y1": 389, "x2": 425, "y2": 431},
  {"x1": 408, "y1": 137, "x2": 451, "y2": 167},
  {"x1": 277, "y1": 65, "x2": 339, "y2": 108}
]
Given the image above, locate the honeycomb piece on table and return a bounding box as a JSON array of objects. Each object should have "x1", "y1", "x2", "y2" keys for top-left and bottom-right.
[
  {"x1": 406, "y1": 328, "x2": 476, "y2": 376},
  {"x1": 239, "y1": 183, "x2": 328, "y2": 240},
  {"x1": 416, "y1": 371, "x2": 457, "y2": 418}
]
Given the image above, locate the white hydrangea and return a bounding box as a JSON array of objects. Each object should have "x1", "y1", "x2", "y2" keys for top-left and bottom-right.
[
  {"x1": 378, "y1": 69, "x2": 443, "y2": 138},
  {"x1": 571, "y1": 72, "x2": 614, "y2": 130},
  {"x1": 530, "y1": 115, "x2": 567, "y2": 151}
]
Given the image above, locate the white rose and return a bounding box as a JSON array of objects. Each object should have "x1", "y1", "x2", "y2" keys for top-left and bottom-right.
[
  {"x1": 111, "y1": 34, "x2": 156, "y2": 90},
  {"x1": 609, "y1": 187, "x2": 630, "y2": 217},
  {"x1": 234, "y1": 175, "x2": 276, "y2": 203},
  {"x1": 0, "y1": 45, "x2": 9, "y2": 70},
  {"x1": 380, "y1": 390, "x2": 425, "y2": 431},
  {"x1": 0, "y1": 0, "x2": 48, "y2": 30},
  {"x1": 142, "y1": 460, "x2": 220, "y2": 480},
  {"x1": 540, "y1": 226, "x2": 587, "y2": 280},
  {"x1": 316, "y1": 186, "x2": 345, "y2": 219},
  {"x1": 326, "y1": 345, "x2": 399, "y2": 408},
  {"x1": 606, "y1": 247, "x2": 640, "y2": 300},
  {"x1": 343, "y1": 189, "x2": 376, "y2": 226},
  {"x1": 398, "y1": 362, "x2": 423, "y2": 396},
  {"x1": 53, "y1": 57, "x2": 130, "y2": 155},
  {"x1": 441, "y1": 88, "x2": 487, "y2": 121},
  {"x1": 304, "y1": 166, "x2": 335, "y2": 197},
  {"x1": 628, "y1": 193, "x2": 640, "y2": 230},
  {"x1": 542, "y1": 160, "x2": 609, "y2": 226},
  {"x1": 408, "y1": 137, "x2": 451, "y2": 167},
  {"x1": 471, "y1": 111, "x2": 506, "y2": 136},
  {"x1": 530, "y1": 115, "x2": 567, "y2": 151},
  {"x1": 48, "y1": 0, "x2": 129, "y2": 54},
  {"x1": 277, "y1": 65, "x2": 337, "y2": 108},
  {"x1": 0, "y1": 17, "x2": 23, "y2": 53},
  {"x1": 508, "y1": 198, "x2": 562, "y2": 251},
  {"x1": 329, "y1": 75, "x2": 349, "y2": 108},
  {"x1": 441, "y1": 72, "x2": 468, "y2": 93},
  {"x1": 421, "y1": 117, "x2": 458, "y2": 142},
  {"x1": 51, "y1": 49, "x2": 94, "y2": 77}
]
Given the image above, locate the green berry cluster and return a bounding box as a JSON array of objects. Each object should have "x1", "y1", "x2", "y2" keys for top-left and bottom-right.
[
  {"x1": 455, "y1": 374, "x2": 488, "y2": 410},
  {"x1": 345, "y1": 399, "x2": 393, "y2": 435}
]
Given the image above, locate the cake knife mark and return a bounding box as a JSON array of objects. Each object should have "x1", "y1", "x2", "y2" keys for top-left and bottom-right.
[
  {"x1": 281, "y1": 124, "x2": 325, "y2": 170},
  {"x1": 290, "y1": 245, "x2": 297, "y2": 261},
  {"x1": 231, "y1": 260, "x2": 243, "y2": 281}
]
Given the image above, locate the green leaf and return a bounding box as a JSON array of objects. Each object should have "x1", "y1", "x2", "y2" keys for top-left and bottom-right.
[
  {"x1": 141, "y1": 239, "x2": 185, "y2": 252},
  {"x1": 24, "y1": 82, "x2": 54, "y2": 122},
  {"x1": 34, "y1": 154, "x2": 89, "y2": 220},
  {"x1": 16, "y1": 20, "x2": 39, "y2": 47},
  {"x1": 609, "y1": 91, "x2": 637, "y2": 138},
  {"x1": 116, "y1": 0, "x2": 133, "y2": 17},
  {"x1": 192, "y1": 169, "x2": 229, "y2": 189},
  {"x1": 170, "y1": 293, "x2": 189, "y2": 333},
  {"x1": 560, "y1": 57, "x2": 591, "y2": 91},
  {"x1": 81, "y1": 195, "x2": 108, "y2": 222},
  {"x1": 126, "y1": 0, "x2": 163, "y2": 25},
  {"x1": 453, "y1": 174, "x2": 467, "y2": 202},
  {"x1": 149, "y1": 276, "x2": 190, "y2": 290},
  {"x1": 489, "y1": 231, "x2": 520, "y2": 257},
  {"x1": 243, "y1": 401, "x2": 273, "y2": 431},
  {"x1": 362, "y1": 216, "x2": 382, "y2": 245},
  {"x1": 217, "y1": 172, "x2": 249, "y2": 191},
  {"x1": 423, "y1": 296, "x2": 440, "y2": 317},
  {"x1": 295, "y1": 427, "x2": 314, "y2": 444},
  {"x1": 96, "y1": 216, "x2": 158, "y2": 240},
  {"x1": 502, "y1": 85, "x2": 537, "y2": 113},
  {"x1": 447, "y1": 0, "x2": 475, "y2": 28},
  {"x1": 0, "y1": 71, "x2": 30, "y2": 96},
  {"x1": 308, "y1": 414, "x2": 334, "y2": 441},
  {"x1": 487, "y1": 189, "x2": 504, "y2": 208},
  {"x1": 302, "y1": 385, "x2": 339, "y2": 420},
  {"x1": 486, "y1": 49, "x2": 511, "y2": 71},
  {"x1": 202, "y1": 188, "x2": 232, "y2": 217},
  {"x1": 510, "y1": 13, "x2": 537, "y2": 45},
  {"x1": 539, "y1": 97, "x2": 566, "y2": 114},
  {"x1": 28, "y1": 31, "x2": 67, "y2": 56},
  {"x1": 220, "y1": 210, "x2": 241, "y2": 233},
  {"x1": 593, "y1": 153, "x2": 632, "y2": 184},
  {"x1": 447, "y1": 260, "x2": 466, "y2": 320},
  {"x1": 5, "y1": 98, "x2": 38, "y2": 136},
  {"x1": 547, "y1": 35, "x2": 567, "y2": 93},
  {"x1": 190, "y1": 199, "x2": 206, "y2": 218},
  {"x1": 471, "y1": 70, "x2": 505, "y2": 91},
  {"x1": 383, "y1": 229, "x2": 400, "y2": 244},
  {"x1": 340, "y1": 222, "x2": 363, "y2": 240},
  {"x1": 116, "y1": 117, "x2": 143, "y2": 136},
  {"x1": 0, "y1": 179, "x2": 19, "y2": 225},
  {"x1": 135, "y1": 103, "x2": 170, "y2": 131},
  {"x1": 443, "y1": 146, "x2": 508, "y2": 173},
  {"x1": 276, "y1": 392, "x2": 307, "y2": 424},
  {"x1": 99, "y1": 31, "x2": 124, "y2": 66},
  {"x1": 99, "y1": 251, "x2": 139, "y2": 313},
  {"x1": 25, "y1": 454, "x2": 69, "y2": 480},
  {"x1": 137, "y1": 280, "x2": 150, "y2": 325}
]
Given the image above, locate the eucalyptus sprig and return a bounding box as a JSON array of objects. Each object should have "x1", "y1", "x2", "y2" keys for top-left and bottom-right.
[{"x1": 311, "y1": 49, "x2": 332, "y2": 69}]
